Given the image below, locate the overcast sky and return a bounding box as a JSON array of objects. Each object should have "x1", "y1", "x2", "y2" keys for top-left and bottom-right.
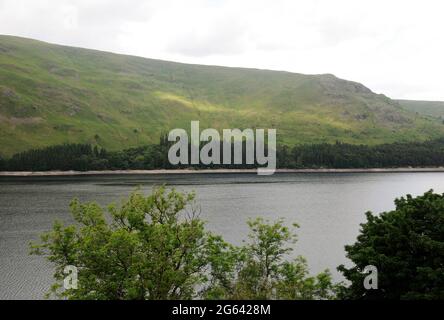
[{"x1": 1, "y1": 0, "x2": 443, "y2": 100}]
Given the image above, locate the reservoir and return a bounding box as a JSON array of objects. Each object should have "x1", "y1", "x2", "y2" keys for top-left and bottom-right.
[{"x1": 1, "y1": 172, "x2": 444, "y2": 299}]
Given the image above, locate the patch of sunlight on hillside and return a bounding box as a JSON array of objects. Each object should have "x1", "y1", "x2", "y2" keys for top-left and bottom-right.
[{"x1": 155, "y1": 92, "x2": 226, "y2": 112}]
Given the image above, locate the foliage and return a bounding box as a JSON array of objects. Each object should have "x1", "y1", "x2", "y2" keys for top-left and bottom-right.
[
  {"x1": 6, "y1": 143, "x2": 108, "y2": 171},
  {"x1": 204, "y1": 218, "x2": 338, "y2": 300},
  {"x1": 31, "y1": 187, "x2": 207, "y2": 299},
  {"x1": 397, "y1": 99, "x2": 444, "y2": 120},
  {"x1": 0, "y1": 154, "x2": 4, "y2": 170},
  {"x1": 5, "y1": 138, "x2": 444, "y2": 171},
  {"x1": 30, "y1": 187, "x2": 337, "y2": 300},
  {"x1": 338, "y1": 190, "x2": 444, "y2": 299},
  {"x1": 280, "y1": 139, "x2": 444, "y2": 168}
]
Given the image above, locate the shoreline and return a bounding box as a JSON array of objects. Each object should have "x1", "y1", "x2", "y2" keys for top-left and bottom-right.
[{"x1": 1, "y1": 167, "x2": 444, "y2": 176}]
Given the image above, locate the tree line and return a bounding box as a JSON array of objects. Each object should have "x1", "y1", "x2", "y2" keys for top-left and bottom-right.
[{"x1": 2, "y1": 137, "x2": 444, "y2": 171}]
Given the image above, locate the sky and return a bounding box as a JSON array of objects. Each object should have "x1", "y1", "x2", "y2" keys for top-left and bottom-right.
[{"x1": 1, "y1": 0, "x2": 443, "y2": 100}]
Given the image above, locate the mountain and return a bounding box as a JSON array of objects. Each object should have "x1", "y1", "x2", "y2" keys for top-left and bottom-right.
[
  {"x1": 1, "y1": 35, "x2": 443, "y2": 156},
  {"x1": 397, "y1": 100, "x2": 444, "y2": 120}
]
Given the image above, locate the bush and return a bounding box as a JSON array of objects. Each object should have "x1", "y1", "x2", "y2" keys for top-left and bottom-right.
[{"x1": 338, "y1": 190, "x2": 444, "y2": 299}]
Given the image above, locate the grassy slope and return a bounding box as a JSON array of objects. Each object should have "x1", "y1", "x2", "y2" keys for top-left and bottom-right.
[
  {"x1": 1, "y1": 35, "x2": 444, "y2": 156},
  {"x1": 397, "y1": 100, "x2": 444, "y2": 119}
]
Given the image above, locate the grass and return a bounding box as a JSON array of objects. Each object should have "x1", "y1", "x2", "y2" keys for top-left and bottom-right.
[
  {"x1": 1, "y1": 35, "x2": 444, "y2": 157},
  {"x1": 397, "y1": 100, "x2": 444, "y2": 119}
]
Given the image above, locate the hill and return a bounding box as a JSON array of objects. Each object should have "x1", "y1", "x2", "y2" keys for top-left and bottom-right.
[
  {"x1": 1, "y1": 35, "x2": 443, "y2": 156},
  {"x1": 397, "y1": 100, "x2": 444, "y2": 120}
]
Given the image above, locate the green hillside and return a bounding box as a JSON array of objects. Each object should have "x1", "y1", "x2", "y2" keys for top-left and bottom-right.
[
  {"x1": 1, "y1": 35, "x2": 443, "y2": 157},
  {"x1": 397, "y1": 99, "x2": 444, "y2": 120}
]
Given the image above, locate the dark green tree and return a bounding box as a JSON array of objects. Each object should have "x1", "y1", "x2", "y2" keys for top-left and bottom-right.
[
  {"x1": 6, "y1": 138, "x2": 444, "y2": 171},
  {"x1": 338, "y1": 190, "x2": 444, "y2": 299},
  {"x1": 0, "y1": 155, "x2": 5, "y2": 170}
]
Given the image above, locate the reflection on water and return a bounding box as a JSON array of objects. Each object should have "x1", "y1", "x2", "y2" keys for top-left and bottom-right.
[{"x1": 1, "y1": 172, "x2": 444, "y2": 299}]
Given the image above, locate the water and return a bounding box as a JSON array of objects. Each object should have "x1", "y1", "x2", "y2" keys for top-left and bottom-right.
[{"x1": 1, "y1": 172, "x2": 444, "y2": 299}]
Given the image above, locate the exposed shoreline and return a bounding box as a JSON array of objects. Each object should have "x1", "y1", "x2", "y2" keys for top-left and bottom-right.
[{"x1": 1, "y1": 167, "x2": 444, "y2": 176}]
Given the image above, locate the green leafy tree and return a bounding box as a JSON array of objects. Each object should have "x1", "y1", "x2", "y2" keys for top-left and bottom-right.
[
  {"x1": 31, "y1": 187, "x2": 337, "y2": 300},
  {"x1": 204, "y1": 218, "x2": 338, "y2": 300},
  {"x1": 31, "y1": 187, "x2": 209, "y2": 299},
  {"x1": 338, "y1": 190, "x2": 444, "y2": 299}
]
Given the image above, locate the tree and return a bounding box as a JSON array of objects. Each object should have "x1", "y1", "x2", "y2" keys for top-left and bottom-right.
[
  {"x1": 31, "y1": 187, "x2": 209, "y2": 299},
  {"x1": 31, "y1": 187, "x2": 337, "y2": 300},
  {"x1": 0, "y1": 155, "x2": 5, "y2": 170},
  {"x1": 204, "y1": 218, "x2": 338, "y2": 300},
  {"x1": 338, "y1": 190, "x2": 444, "y2": 299}
]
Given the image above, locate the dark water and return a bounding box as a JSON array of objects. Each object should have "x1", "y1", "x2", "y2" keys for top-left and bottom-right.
[{"x1": 1, "y1": 172, "x2": 444, "y2": 299}]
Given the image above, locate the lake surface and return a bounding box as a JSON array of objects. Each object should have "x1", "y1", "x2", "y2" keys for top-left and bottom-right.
[{"x1": 1, "y1": 172, "x2": 444, "y2": 299}]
